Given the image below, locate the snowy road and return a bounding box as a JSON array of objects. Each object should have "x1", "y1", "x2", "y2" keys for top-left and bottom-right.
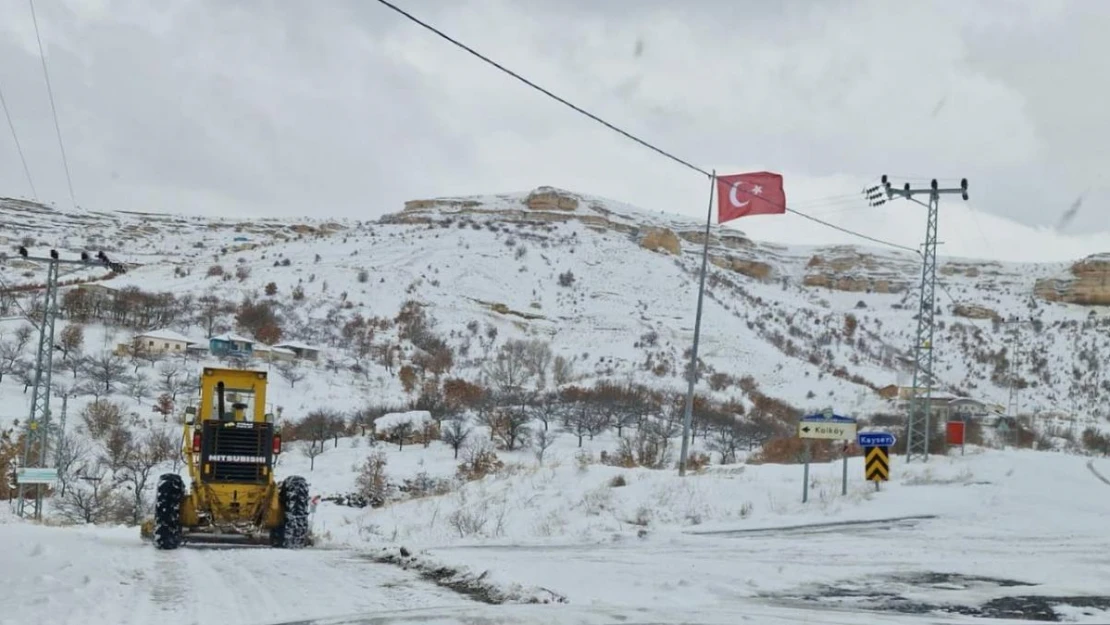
[
  {"x1": 5, "y1": 452, "x2": 1110, "y2": 624},
  {"x1": 0, "y1": 524, "x2": 470, "y2": 625},
  {"x1": 417, "y1": 453, "x2": 1110, "y2": 623}
]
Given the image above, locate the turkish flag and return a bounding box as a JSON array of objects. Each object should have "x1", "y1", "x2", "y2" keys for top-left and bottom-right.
[{"x1": 716, "y1": 172, "x2": 786, "y2": 223}]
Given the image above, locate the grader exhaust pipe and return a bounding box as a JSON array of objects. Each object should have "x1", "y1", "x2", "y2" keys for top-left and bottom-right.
[{"x1": 217, "y1": 381, "x2": 227, "y2": 421}]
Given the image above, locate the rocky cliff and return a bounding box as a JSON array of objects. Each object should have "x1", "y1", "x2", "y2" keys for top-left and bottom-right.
[
  {"x1": 1033, "y1": 255, "x2": 1110, "y2": 306},
  {"x1": 386, "y1": 186, "x2": 1110, "y2": 307}
]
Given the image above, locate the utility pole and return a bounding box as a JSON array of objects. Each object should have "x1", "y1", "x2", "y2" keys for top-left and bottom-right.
[
  {"x1": 678, "y1": 171, "x2": 717, "y2": 477},
  {"x1": 870, "y1": 176, "x2": 968, "y2": 463},
  {"x1": 10, "y1": 247, "x2": 127, "y2": 519},
  {"x1": 1004, "y1": 322, "x2": 1022, "y2": 422},
  {"x1": 1001, "y1": 317, "x2": 1034, "y2": 431}
]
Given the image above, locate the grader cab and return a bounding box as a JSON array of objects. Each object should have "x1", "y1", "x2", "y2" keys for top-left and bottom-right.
[{"x1": 140, "y1": 367, "x2": 310, "y2": 549}]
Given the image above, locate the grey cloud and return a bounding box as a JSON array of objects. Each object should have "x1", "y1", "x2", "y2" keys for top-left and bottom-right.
[{"x1": 0, "y1": 0, "x2": 1106, "y2": 244}]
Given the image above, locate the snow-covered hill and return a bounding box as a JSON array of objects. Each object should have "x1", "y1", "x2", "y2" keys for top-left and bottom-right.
[{"x1": 2, "y1": 187, "x2": 1108, "y2": 427}]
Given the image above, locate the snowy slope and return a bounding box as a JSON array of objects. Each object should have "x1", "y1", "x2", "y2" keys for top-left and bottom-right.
[{"x1": 2, "y1": 186, "x2": 1109, "y2": 452}]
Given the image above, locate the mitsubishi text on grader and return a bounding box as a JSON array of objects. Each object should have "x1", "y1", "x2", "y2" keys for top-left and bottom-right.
[{"x1": 140, "y1": 367, "x2": 310, "y2": 549}]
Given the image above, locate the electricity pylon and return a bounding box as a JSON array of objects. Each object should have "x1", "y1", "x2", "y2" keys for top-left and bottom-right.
[
  {"x1": 869, "y1": 177, "x2": 969, "y2": 463},
  {"x1": 9, "y1": 247, "x2": 127, "y2": 519}
]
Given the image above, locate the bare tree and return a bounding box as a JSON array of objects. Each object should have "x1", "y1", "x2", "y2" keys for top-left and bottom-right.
[
  {"x1": 372, "y1": 342, "x2": 398, "y2": 376},
  {"x1": 55, "y1": 463, "x2": 117, "y2": 524},
  {"x1": 15, "y1": 360, "x2": 34, "y2": 393},
  {"x1": 82, "y1": 401, "x2": 127, "y2": 444},
  {"x1": 59, "y1": 324, "x2": 84, "y2": 360},
  {"x1": 522, "y1": 340, "x2": 554, "y2": 389},
  {"x1": 156, "y1": 361, "x2": 180, "y2": 390},
  {"x1": 303, "y1": 409, "x2": 343, "y2": 442},
  {"x1": 12, "y1": 324, "x2": 33, "y2": 352},
  {"x1": 85, "y1": 352, "x2": 129, "y2": 394},
  {"x1": 53, "y1": 432, "x2": 90, "y2": 497},
  {"x1": 0, "y1": 339, "x2": 21, "y2": 383},
  {"x1": 350, "y1": 407, "x2": 377, "y2": 436},
  {"x1": 529, "y1": 391, "x2": 562, "y2": 431},
  {"x1": 51, "y1": 379, "x2": 82, "y2": 404},
  {"x1": 441, "y1": 417, "x2": 471, "y2": 459},
  {"x1": 560, "y1": 388, "x2": 604, "y2": 447},
  {"x1": 275, "y1": 361, "x2": 306, "y2": 388},
  {"x1": 492, "y1": 397, "x2": 532, "y2": 452},
  {"x1": 382, "y1": 419, "x2": 414, "y2": 451},
  {"x1": 298, "y1": 439, "x2": 324, "y2": 470},
  {"x1": 118, "y1": 429, "x2": 176, "y2": 523},
  {"x1": 482, "y1": 340, "x2": 535, "y2": 393},
  {"x1": 153, "y1": 393, "x2": 175, "y2": 422},
  {"x1": 102, "y1": 426, "x2": 134, "y2": 471},
  {"x1": 553, "y1": 355, "x2": 574, "y2": 386},
  {"x1": 161, "y1": 372, "x2": 187, "y2": 402},
  {"x1": 707, "y1": 416, "x2": 745, "y2": 464},
  {"x1": 196, "y1": 295, "x2": 225, "y2": 337},
  {"x1": 532, "y1": 428, "x2": 558, "y2": 466},
  {"x1": 627, "y1": 417, "x2": 681, "y2": 469},
  {"x1": 63, "y1": 352, "x2": 86, "y2": 379},
  {"x1": 129, "y1": 373, "x2": 151, "y2": 404},
  {"x1": 354, "y1": 449, "x2": 389, "y2": 507}
]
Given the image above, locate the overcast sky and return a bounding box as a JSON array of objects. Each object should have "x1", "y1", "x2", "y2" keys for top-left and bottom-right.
[{"x1": 0, "y1": 0, "x2": 1107, "y2": 261}]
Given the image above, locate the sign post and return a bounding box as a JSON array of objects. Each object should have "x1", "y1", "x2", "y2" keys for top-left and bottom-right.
[
  {"x1": 857, "y1": 432, "x2": 895, "y2": 491},
  {"x1": 841, "y1": 442, "x2": 849, "y2": 496},
  {"x1": 798, "y1": 410, "x2": 857, "y2": 503},
  {"x1": 803, "y1": 440, "x2": 811, "y2": 503},
  {"x1": 946, "y1": 420, "x2": 965, "y2": 456}
]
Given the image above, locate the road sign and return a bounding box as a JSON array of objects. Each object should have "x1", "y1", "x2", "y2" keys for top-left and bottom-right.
[
  {"x1": 798, "y1": 413, "x2": 857, "y2": 440},
  {"x1": 857, "y1": 432, "x2": 896, "y2": 447},
  {"x1": 946, "y1": 421, "x2": 965, "y2": 445},
  {"x1": 798, "y1": 421, "x2": 857, "y2": 440},
  {"x1": 864, "y1": 446, "x2": 889, "y2": 482},
  {"x1": 16, "y1": 468, "x2": 58, "y2": 485}
]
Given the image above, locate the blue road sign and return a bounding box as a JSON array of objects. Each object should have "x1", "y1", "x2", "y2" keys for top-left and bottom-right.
[
  {"x1": 858, "y1": 432, "x2": 896, "y2": 447},
  {"x1": 801, "y1": 413, "x2": 856, "y2": 424}
]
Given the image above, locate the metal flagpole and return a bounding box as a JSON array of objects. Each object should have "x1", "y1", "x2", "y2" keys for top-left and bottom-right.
[{"x1": 678, "y1": 171, "x2": 716, "y2": 477}]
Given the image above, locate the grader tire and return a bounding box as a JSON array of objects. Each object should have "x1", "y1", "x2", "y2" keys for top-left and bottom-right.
[
  {"x1": 277, "y1": 476, "x2": 310, "y2": 549},
  {"x1": 153, "y1": 473, "x2": 185, "y2": 550}
]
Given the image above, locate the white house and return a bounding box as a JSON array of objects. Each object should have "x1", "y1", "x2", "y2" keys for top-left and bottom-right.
[
  {"x1": 252, "y1": 344, "x2": 297, "y2": 363},
  {"x1": 125, "y1": 329, "x2": 194, "y2": 355},
  {"x1": 273, "y1": 340, "x2": 321, "y2": 361}
]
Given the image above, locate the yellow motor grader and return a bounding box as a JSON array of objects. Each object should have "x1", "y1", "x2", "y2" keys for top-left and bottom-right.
[{"x1": 140, "y1": 367, "x2": 310, "y2": 549}]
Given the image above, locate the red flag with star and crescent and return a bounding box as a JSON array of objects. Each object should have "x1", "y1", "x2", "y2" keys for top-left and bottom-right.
[{"x1": 716, "y1": 172, "x2": 786, "y2": 223}]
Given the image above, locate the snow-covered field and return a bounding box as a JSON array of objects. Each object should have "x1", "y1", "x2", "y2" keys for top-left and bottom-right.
[{"x1": 4, "y1": 436, "x2": 1110, "y2": 624}]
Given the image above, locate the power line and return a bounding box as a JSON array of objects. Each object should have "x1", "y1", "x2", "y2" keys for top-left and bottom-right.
[
  {"x1": 788, "y1": 207, "x2": 918, "y2": 254},
  {"x1": 0, "y1": 82, "x2": 38, "y2": 199},
  {"x1": 27, "y1": 0, "x2": 77, "y2": 211},
  {"x1": 373, "y1": 0, "x2": 915, "y2": 255}
]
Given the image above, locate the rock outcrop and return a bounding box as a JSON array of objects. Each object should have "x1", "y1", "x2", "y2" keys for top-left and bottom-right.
[
  {"x1": 639, "y1": 227, "x2": 681, "y2": 255},
  {"x1": 953, "y1": 304, "x2": 1000, "y2": 321},
  {"x1": 525, "y1": 188, "x2": 579, "y2": 212},
  {"x1": 1034, "y1": 255, "x2": 1110, "y2": 305},
  {"x1": 710, "y1": 255, "x2": 773, "y2": 281},
  {"x1": 403, "y1": 198, "x2": 481, "y2": 212},
  {"x1": 802, "y1": 248, "x2": 911, "y2": 294}
]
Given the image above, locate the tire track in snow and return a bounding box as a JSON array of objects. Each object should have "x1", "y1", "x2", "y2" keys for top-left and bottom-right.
[
  {"x1": 685, "y1": 514, "x2": 938, "y2": 537},
  {"x1": 148, "y1": 551, "x2": 189, "y2": 609},
  {"x1": 1087, "y1": 459, "x2": 1110, "y2": 486}
]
